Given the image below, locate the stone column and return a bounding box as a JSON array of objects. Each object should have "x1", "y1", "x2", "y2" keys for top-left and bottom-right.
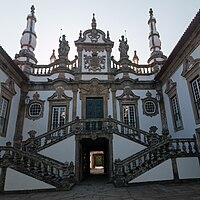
[
  {"x1": 75, "y1": 136, "x2": 80, "y2": 183},
  {"x1": 157, "y1": 89, "x2": 169, "y2": 137},
  {"x1": 13, "y1": 90, "x2": 27, "y2": 148},
  {"x1": 72, "y1": 85, "x2": 78, "y2": 120},
  {"x1": 0, "y1": 167, "x2": 7, "y2": 192},
  {"x1": 108, "y1": 136, "x2": 113, "y2": 182},
  {"x1": 111, "y1": 85, "x2": 117, "y2": 119},
  {"x1": 171, "y1": 158, "x2": 179, "y2": 180}
]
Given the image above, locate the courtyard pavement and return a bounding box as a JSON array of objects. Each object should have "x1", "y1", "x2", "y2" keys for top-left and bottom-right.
[{"x1": 1, "y1": 175, "x2": 200, "y2": 200}]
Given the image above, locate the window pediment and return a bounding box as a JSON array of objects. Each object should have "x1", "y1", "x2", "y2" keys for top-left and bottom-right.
[{"x1": 181, "y1": 56, "x2": 200, "y2": 79}]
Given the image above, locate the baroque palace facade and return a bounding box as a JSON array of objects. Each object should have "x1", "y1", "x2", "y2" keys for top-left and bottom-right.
[{"x1": 0, "y1": 6, "x2": 200, "y2": 191}]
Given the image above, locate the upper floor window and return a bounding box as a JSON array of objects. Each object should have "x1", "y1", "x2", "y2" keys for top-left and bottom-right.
[
  {"x1": 25, "y1": 92, "x2": 44, "y2": 120},
  {"x1": 142, "y1": 91, "x2": 159, "y2": 117},
  {"x1": 182, "y1": 56, "x2": 200, "y2": 124},
  {"x1": 0, "y1": 79, "x2": 16, "y2": 137},
  {"x1": 191, "y1": 77, "x2": 200, "y2": 119},
  {"x1": 0, "y1": 97, "x2": 8, "y2": 136},
  {"x1": 123, "y1": 105, "x2": 136, "y2": 127},
  {"x1": 116, "y1": 86, "x2": 140, "y2": 129},
  {"x1": 171, "y1": 95, "x2": 183, "y2": 129},
  {"x1": 29, "y1": 103, "x2": 42, "y2": 117},
  {"x1": 165, "y1": 79, "x2": 183, "y2": 131}
]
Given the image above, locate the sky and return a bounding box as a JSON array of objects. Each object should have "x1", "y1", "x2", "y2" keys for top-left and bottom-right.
[{"x1": 0, "y1": 0, "x2": 200, "y2": 64}]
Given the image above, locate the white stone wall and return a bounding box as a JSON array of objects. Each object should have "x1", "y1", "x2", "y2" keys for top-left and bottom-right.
[
  {"x1": 5, "y1": 168, "x2": 55, "y2": 191},
  {"x1": 129, "y1": 159, "x2": 173, "y2": 183},
  {"x1": 113, "y1": 134, "x2": 145, "y2": 160},
  {"x1": 39, "y1": 136, "x2": 75, "y2": 163}
]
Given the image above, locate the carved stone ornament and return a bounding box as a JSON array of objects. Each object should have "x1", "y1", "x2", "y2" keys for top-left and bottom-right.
[
  {"x1": 181, "y1": 56, "x2": 200, "y2": 78},
  {"x1": 25, "y1": 92, "x2": 45, "y2": 121},
  {"x1": 1, "y1": 77, "x2": 16, "y2": 96},
  {"x1": 84, "y1": 52, "x2": 106, "y2": 71},
  {"x1": 79, "y1": 79, "x2": 109, "y2": 99},
  {"x1": 88, "y1": 29, "x2": 100, "y2": 43},
  {"x1": 141, "y1": 91, "x2": 159, "y2": 117},
  {"x1": 116, "y1": 86, "x2": 140, "y2": 101},
  {"x1": 165, "y1": 79, "x2": 177, "y2": 95},
  {"x1": 48, "y1": 86, "x2": 72, "y2": 101}
]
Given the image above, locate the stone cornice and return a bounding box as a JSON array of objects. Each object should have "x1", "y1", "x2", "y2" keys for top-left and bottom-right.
[{"x1": 155, "y1": 10, "x2": 200, "y2": 84}]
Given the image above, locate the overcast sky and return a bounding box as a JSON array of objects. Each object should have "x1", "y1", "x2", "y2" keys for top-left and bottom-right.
[{"x1": 1, "y1": 0, "x2": 200, "y2": 64}]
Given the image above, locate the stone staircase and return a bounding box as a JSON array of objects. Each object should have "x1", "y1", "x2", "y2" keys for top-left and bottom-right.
[
  {"x1": 0, "y1": 142, "x2": 75, "y2": 190},
  {"x1": 22, "y1": 116, "x2": 161, "y2": 152},
  {"x1": 113, "y1": 136, "x2": 199, "y2": 186},
  {"x1": 1, "y1": 117, "x2": 199, "y2": 190}
]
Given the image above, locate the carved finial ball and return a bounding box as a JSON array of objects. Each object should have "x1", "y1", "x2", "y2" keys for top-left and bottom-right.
[
  {"x1": 31, "y1": 5, "x2": 35, "y2": 14},
  {"x1": 149, "y1": 8, "x2": 153, "y2": 17}
]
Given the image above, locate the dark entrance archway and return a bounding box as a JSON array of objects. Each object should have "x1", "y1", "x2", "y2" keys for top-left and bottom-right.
[{"x1": 75, "y1": 136, "x2": 113, "y2": 183}]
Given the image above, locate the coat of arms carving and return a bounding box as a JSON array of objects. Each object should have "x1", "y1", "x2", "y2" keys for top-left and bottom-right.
[{"x1": 84, "y1": 52, "x2": 106, "y2": 71}]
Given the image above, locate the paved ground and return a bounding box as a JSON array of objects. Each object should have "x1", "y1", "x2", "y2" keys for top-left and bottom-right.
[{"x1": 1, "y1": 175, "x2": 200, "y2": 200}]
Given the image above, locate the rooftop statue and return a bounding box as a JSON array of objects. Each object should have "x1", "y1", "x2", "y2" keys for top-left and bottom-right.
[
  {"x1": 119, "y1": 35, "x2": 129, "y2": 60},
  {"x1": 58, "y1": 35, "x2": 70, "y2": 59}
]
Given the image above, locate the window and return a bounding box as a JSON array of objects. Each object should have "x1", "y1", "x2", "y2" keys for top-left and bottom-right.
[
  {"x1": 29, "y1": 103, "x2": 42, "y2": 117},
  {"x1": 191, "y1": 77, "x2": 200, "y2": 119},
  {"x1": 47, "y1": 86, "x2": 72, "y2": 131},
  {"x1": 171, "y1": 95, "x2": 182, "y2": 129},
  {"x1": 123, "y1": 105, "x2": 136, "y2": 127},
  {"x1": 165, "y1": 79, "x2": 183, "y2": 131},
  {"x1": 116, "y1": 86, "x2": 140, "y2": 129},
  {"x1": 142, "y1": 91, "x2": 159, "y2": 117},
  {"x1": 0, "y1": 97, "x2": 8, "y2": 136},
  {"x1": 25, "y1": 92, "x2": 44, "y2": 120},
  {"x1": 51, "y1": 106, "x2": 66, "y2": 129},
  {"x1": 144, "y1": 101, "x2": 156, "y2": 114},
  {"x1": 181, "y1": 57, "x2": 200, "y2": 124}
]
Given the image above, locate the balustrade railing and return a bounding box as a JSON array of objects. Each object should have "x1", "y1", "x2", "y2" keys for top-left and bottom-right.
[
  {"x1": 111, "y1": 57, "x2": 155, "y2": 75},
  {"x1": 22, "y1": 120, "x2": 77, "y2": 152},
  {"x1": 114, "y1": 140, "x2": 170, "y2": 186},
  {"x1": 0, "y1": 142, "x2": 75, "y2": 188},
  {"x1": 169, "y1": 137, "x2": 199, "y2": 157},
  {"x1": 30, "y1": 57, "x2": 78, "y2": 76},
  {"x1": 22, "y1": 117, "x2": 161, "y2": 152},
  {"x1": 114, "y1": 136, "x2": 199, "y2": 186}
]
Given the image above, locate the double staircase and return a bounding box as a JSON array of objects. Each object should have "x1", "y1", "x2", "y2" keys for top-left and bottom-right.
[{"x1": 0, "y1": 116, "x2": 199, "y2": 190}]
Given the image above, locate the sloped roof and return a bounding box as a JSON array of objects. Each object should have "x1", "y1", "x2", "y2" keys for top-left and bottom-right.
[
  {"x1": 155, "y1": 9, "x2": 200, "y2": 81},
  {"x1": 0, "y1": 46, "x2": 28, "y2": 81}
]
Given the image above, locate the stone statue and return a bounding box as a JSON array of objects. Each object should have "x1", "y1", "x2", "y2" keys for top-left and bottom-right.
[
  {"x1": 58, "y1": 35, "x2": 70, "y2": 59},
  {"x1": 119, "y1": 35, "x2": 129, "y2": 60}
]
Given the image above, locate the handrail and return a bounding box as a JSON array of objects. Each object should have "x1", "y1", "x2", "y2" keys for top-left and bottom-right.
[
  {"x1": 114, "y1": 137, "x2": 199, "y2": 186},
  {"x1": 22, "y1": 117, "x2": 162, "y2": 152}
]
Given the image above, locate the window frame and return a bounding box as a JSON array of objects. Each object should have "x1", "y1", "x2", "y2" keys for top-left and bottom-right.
[
  {"x1": 0, "y1": 80, "x2": 16, "y2": 137},
  {"x1": 25, "y1": 92, "x2": 45, "y2": 121},
  {"x1": 47, "y1": 87, "x2": 72, "y2": 131},
  {"x1": 142, "y1": 91, "x2": 159, "y2": 117},
  {"x1": 0, "y1": 96, "x2": 9, "y2": 137},
  {"x1": 116, "y1": 87, "x2": 140, "y2": 129},
  {"x1": 181, "y1": 57, "x2": 200, "y2": 124},
  {"x1": 165, "y1": 79, "x2": 183, "y2": 131}
]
